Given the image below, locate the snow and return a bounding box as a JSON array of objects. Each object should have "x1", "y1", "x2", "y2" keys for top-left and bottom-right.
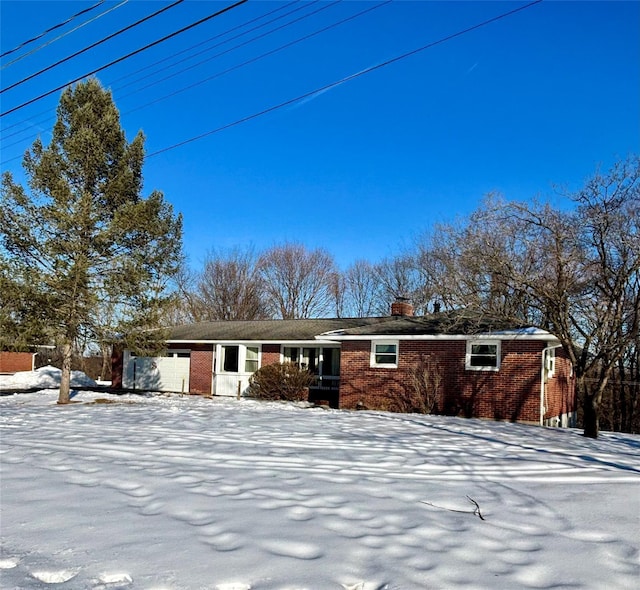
[
  {"x1": 1, "y1": 372, "x2": 639, "y2": 589},
  {"x1": 0, "y1": 365, "x2": 97, "y2": 392}
]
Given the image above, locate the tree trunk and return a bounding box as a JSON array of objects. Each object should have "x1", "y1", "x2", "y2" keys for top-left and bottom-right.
[
  {"x1": 100, "y1": 342, "x2": 111, "y2": 382},
  {"x1": 583, "y1": 392, "x2": 599, "y2": 438},
  {"x1": 58, "y1": 341, "x2": 73, "y2": 404}
]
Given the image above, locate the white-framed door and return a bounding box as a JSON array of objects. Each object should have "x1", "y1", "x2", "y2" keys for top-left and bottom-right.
[{"x1": 213, "y1": 344, "x2": 260, "y2": 397}]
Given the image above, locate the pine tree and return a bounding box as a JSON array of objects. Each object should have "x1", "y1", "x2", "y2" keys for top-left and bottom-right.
[{"x1": 0, "y1": 78, "x2": 183, "y2": 403}]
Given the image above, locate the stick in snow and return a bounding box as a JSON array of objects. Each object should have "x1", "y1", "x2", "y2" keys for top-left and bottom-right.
[{"x1": 420, "y1": 495, "x2": 485, "y2": 521}]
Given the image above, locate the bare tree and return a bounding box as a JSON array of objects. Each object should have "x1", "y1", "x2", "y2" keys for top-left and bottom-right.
[
  {"x1": 329, "y1": 271, "x2": 346, "y2": 318},
  {"x1": 258, "y1": 243, "x2": 337, "y2": 319},
  {"x1": 418, "y1": 195, "x2": 540, "y2": 324},
  {"x1": 417, "y1": 157, "x2": 640, "y2": 438},
  {"x1": 196, "y1": 247, "x2": 269, "y2": 321},
  {"x1": 342, "y1": 260, "x2": 382, "y2": 317},
  {"x1": 160, "y1": 263, "x2": 202, "y2": 324},
  {"x1": 374, "y1": 253, "x2": 428, "y2": 315}
]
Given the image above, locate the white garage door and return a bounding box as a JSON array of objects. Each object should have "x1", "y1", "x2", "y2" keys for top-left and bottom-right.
[{"x1": 126, "y1": 352, "x2": 190, "y2": 392}]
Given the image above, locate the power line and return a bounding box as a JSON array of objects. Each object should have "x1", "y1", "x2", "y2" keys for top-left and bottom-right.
[
  {"x1": 124, "y1": 0, "x2": 391, "y2": 116},
  {"x1": 0, "y1": 0, "x2": 249, "y2": 118},
  {"x1": 1, "y1": 0, "x2": 186, "y2": 94},
  {"x1": 117, "y1": 0, "x2": 339, "y2": 100},
  {"x1": 1, "y1": 0, "x2": 130, "y2": 70},
  {"x1": 1, "y1": 0, "x2": 298, "y2": 137},
  {"x1": 0, "y1": 0, "x2": 106, "y2": 59},
  {"x1": 148, "y1": 0, "x2": 543, "y2": 158},
  {"x1": 108, "y1": 0, "x2": 301, "y2": 88}
]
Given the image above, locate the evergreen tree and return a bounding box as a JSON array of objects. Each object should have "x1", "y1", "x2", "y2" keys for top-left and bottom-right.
[{"x1": 0, "y1": 79, "x2": 183, "y2": 403}]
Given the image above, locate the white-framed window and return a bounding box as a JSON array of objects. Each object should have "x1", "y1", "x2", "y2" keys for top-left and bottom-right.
[
  {"x1": 245, "y1": 346, "x2": 259, "y2": 373},
  {"x1": 466, "y1": 340, "x2": 500, "y2": 371},
  {"x1": 283, "y1": 346, "x2": 338, "y2": 376},
  {"x1": 218, "y1": 345, "x2": 261, "y2": 374},
  {"x1": 544, "y1": 348, "x2": 556, "y2": 378},
  {"x1": 371, "y1": 340, "x2": 399, "y2": 368}
]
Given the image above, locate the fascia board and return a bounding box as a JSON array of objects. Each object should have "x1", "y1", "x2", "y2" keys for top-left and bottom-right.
[
  {"x1": 321, "y1": 333, "x2": 559, "y2": 342},
  {"x1": 166, "y1": 339, "x2": 340, "y2": 346}
]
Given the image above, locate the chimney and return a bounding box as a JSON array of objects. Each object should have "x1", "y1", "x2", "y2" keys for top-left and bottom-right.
[{"x1": 391, "y1": 296, "x2": 414, "y2": 317}]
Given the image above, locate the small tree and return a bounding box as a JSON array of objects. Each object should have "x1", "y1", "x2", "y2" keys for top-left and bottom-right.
[
  {"x1": 247, "y1": 362, "x2": 314, "y2": 402},
  {"x1": 0, "y1": 78, "x2": 183, "y2": 403}
]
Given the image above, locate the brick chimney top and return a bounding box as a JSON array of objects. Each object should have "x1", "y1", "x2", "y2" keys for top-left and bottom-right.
[{"x1": 391, "y1": 297, "x2": 414, "y2": 317}]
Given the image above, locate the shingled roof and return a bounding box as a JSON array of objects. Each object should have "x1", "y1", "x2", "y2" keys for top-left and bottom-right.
[
  {"x1": 168, "y1": 317, "x2": 388, "y2": 342},
  {"x1": 167, "y1": 311, "x2": 535, "y2": 342},
  {"x1": 319, "y1": 310, "x2": 528, "y2": 337}
]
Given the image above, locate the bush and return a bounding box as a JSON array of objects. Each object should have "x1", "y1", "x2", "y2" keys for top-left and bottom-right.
[
  {"x1": 386, "y1": 355, "x2": 443, "y2": 414},
  {"x1": 247, "y1": 362, "x2": 314, "y2": 402}
]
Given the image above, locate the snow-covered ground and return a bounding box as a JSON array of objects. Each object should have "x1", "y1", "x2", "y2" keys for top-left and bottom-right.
[{"x1": 1, "y1": 370, "x2": 639, "y2": 589}]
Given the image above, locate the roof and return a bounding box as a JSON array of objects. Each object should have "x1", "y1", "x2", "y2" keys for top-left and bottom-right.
[
  {"x1": 320, "y1": 311, "x2": 528, "y2": 337},
  {"x1": 166, "y1": 310, "x2": 551, "y2": 343},
  {"x1": 167, "y1": 317, "x2": 388, "y2": 342}
]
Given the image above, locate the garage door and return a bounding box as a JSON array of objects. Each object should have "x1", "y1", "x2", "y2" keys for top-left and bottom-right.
[{"x1": 129, "y1": 352, "x2": 190, "y2": 392}]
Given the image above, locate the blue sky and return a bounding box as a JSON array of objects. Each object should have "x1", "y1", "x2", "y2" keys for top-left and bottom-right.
[{"x1": 1, "y1": 0, "x2": 638, "y2": 270}]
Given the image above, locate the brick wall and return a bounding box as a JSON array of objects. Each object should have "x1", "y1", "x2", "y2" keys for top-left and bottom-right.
[
  {"x1": 261, "y1": 344, "x2": 281, "y2": 367},
  {"x1": 544, "y1": 348, "x2": 576, "y2": 421},
  {"x1": 189, "y1": 345, "x2": 213, "y2": 395},
  {"x1": 0, "y1": 352, "x2": 34, "y2": 373},
  {"x1": 339, "y1": 339, "x2": 562, "y2": 423}
]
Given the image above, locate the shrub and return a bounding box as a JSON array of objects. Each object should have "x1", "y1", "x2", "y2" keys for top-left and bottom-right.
[
  {"x1": 247, "y1": 362, "x2": 314, "y2": 402},
  {"x1": 386, "y1": 355, "x2": 443, "y2": 414}
]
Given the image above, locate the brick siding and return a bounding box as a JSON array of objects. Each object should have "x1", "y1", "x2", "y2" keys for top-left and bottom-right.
[
  {"x1": 188, "y1": 345, "x2": 213, "y2": 395},
  {"x1": 0, "y1": 352, "x2": 34, "y2": 373},
  {"x1": 261, "y1": 344, "x2": 281, "y2": 367},
  {"x1": 339, "y1": 339, "x2": 563, "y2": 423},
  {"x1": 544, "y1": 348, "x2": 576, "y2": 420}
]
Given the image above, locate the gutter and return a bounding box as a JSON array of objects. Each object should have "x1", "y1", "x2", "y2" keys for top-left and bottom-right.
[{"x1": 540, "y1": 343, "x2": 563, "y2": 426}]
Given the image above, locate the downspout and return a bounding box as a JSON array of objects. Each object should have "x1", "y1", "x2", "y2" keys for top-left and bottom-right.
[
  {"x1": 211, "y1": 344, "x2": 216, "y2": 396},
  {"x1": 540, "y1": 343, "x2": 563, "y2": 426}
]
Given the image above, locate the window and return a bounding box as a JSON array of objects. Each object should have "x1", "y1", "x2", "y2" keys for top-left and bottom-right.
[
  {"x1": 302, "y1": 347, "x2": 318, "y2": 374},
  {"x1": 245, "y1": 346, "x2": 259, "y2": 373},
  {"x1": 283, "y1": 347, "x2": 300, "y2": 365},
  {"x1": 322, "y1": 348, "x2": 340, "y2": 377},
  {"x1": 221, "y1": 345, "x2": 239, "y2": 373},
  {"x1": 371, "y1": 341, "x2": 398, "y2": 368},
  {"x1": 544, "y1": 348, "x2": 556, "y2": 378},
  {"x1": 466, "y1": 340, "x2": 500, "y2": 371}
]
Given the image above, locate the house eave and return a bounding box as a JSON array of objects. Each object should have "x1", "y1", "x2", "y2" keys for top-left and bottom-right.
[
  {"x1": 165, "y1": 339, "x2": 341, "y2": 346},
  {"x1": 319, "y1": 331, "x2": 560, "y2": 342}
]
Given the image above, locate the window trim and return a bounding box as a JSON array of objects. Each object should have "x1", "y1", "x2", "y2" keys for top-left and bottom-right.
[
  {"x1": 465, "y1": 339, "x2": 500, "y2": 371},
  {"x1": 371, "y1": 340, "x2": 399, "y2": 368},
  {"x1": 217, "y1": 344, "x2": 261, "y2": 375}
]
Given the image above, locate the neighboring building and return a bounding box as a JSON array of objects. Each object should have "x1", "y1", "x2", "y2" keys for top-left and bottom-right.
[
  {"x1": 112, "y1": 303, "x2": 576, "y2": 427},
  {"x1": 0, "y1": 351, "x2": 37, "y2": 374}
]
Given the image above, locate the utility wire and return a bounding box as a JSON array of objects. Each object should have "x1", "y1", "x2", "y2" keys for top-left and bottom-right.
[
  {"x1": 108, "y1": 0, "x2": 301, "y2": 87},
  {"x1": 1, "y1": 0, "x2": 368, "y2": 142},
  {"x1": 1, "y1": 0, "x2": 186, "y2": 94},
  {"x1": 1, "y1": 0, "x2": 130, "y2": 70},
  {"x1": 118, "y1": 0, "x2": 338, "y2": 99},
  {"x1": 0, "y1": 0, "x2": 106, "y2": 59},
  {"x1": 124, "y1": 0, "x2": 391, "y2": 115},
  {"x1": 0, "y1": 0, "x2": 249, "y2": 118},
  {"x1": 148, "y1": 0, "x2": 543, "y2": 158},
  {"x1": 1, "y1": 0, "x2": 296, "y2": 136}
]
